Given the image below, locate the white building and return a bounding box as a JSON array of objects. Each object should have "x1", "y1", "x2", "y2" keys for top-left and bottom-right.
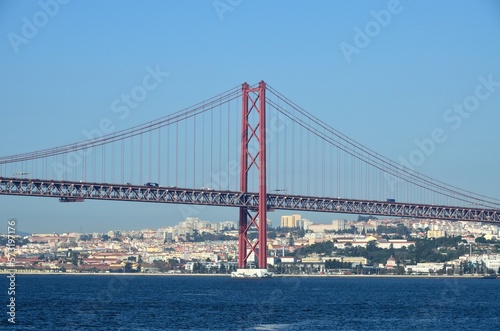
[
  {"x1": 405, "y1": 262, "x2": 444, "y2": 274},
  {"x1": 332, "y1": 220, "x2": 345, "y2": 231}
]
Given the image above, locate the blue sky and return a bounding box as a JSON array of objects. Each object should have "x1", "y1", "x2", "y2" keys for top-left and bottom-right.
[{"x1": 1, "y1": 0, "x2": 500, "y2": 233}]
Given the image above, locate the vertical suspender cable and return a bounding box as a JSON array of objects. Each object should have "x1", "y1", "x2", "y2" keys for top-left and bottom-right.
[
  {"x1": 337, "y1": 137, "x2": 340, "y2": 197},
  {"x1": 210, "y1": 106, "x2": 213, "y2": 188},
  {"x1": 291, "y1": 103, "x2": 295, "y2": 194},
  {"x1": 63, "y1": 153, "x2": 68, "y2": 180},
  {"x1": 121, "y1": 139, "x2": 124, "y2": 184},
  {"x1": 306, "y1": 126, "x2": 311, "y2": 195},
  {"x1": 158, "y1": 127, "x2": 161, "y2": 185},
  {"x1": 235, "y1": 97, "x2": 239, "y2": 190},
  {"x1": 353, "y1": 152, "x2": 357, "y2": 198},
  {"x1": 327, "y1": 137, "x2": 331, "y2": 197},
  {"x1": 185, "y1": 114, "x2": 188, "y2": 187},
  {"x1": 63, "y1": 152, "x2": 66, "y2": 181},
  {"x1": 364, "y1": 158, "x2": 368, "y2": 200},
  {"x1": 167, "y1": 124, "x2": 170, "y2": 185},
  {"x1": 315, "y1": 131, "x2": 319, "y2": 196},
  {"x1": 50, "y1": 155, "x2": 53, "y2": 179},
  {"x1": 92, "y1": 146, "x2": 96, "y2": 183},
  {"x1": 82, "y1": 147, "x2": 86, "y2": 182},
  {"x1": 366, "y1": 158, "x2": 369, "y2": 200},
  {"x1": 344, "y1": 148, "x2": 347, "y2": 197},
  {"x1": 149, "y1": 127, "x2": 152, "y2": 182},
  {"x1": 130, "y1": 136, "x2": 134, "y2": 183},
  {"x1": 276, "y1": 99, "x2": 279, "y2": 192},
  {"x1": 193, "y1": 113, "x2": 196, "y2": 188},
  {"x1": 139, "y1": 133, "x2": 143, "y2": 185},
  {"x1": 381, "y1": 165, "x2": 384, "y2": 201},
  {"x1": 323, "y1": 135, "x2": 326, "y2": 197},
  {"x1": 227, "y1": 101, "x2": 231, "y2": 190},
  {"x1": 102, "y1": 144, "x2": 105, "y2": 183},
  {"x1": 358, "y1": 154, "x2": 366, "y2": 197},
  {"x1": 280, "y1": 99, "x2": 285, "y2": 193},
  {"x1": 175, "y1": 121, "x2": 179, "y2": 186},
  {"x1": 219, "y1": 102, "x2": 222, "y2": 188},
  {"x1": 202, "y1": 109, "x2": 205, "y2": 186},
  {"x1": 298, "y1": 117, "x2": 302, "y2": 195},
  {"x1": 359, "y1": 152, "x2": 362, "y2": 199},
  {"x1": 112, "y1": 138, "x2": 116, "y2": 183},
  {"x1": 313, "y1": 130, "x2": 317, "y2": 195}
]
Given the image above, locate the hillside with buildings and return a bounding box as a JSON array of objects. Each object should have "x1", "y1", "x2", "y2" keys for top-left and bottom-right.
[{"x1": 1, "y1": 215, "x2": 499, "y2": 276}]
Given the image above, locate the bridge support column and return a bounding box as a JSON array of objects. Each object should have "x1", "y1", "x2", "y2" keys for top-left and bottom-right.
[{"x1": 238, "y1": 81, "x2": 268, "y2": 269}]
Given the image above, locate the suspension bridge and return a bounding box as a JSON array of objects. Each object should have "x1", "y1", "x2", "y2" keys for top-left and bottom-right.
[{"x1": 1, "y1": 81, "x2": 499, "y2": 273}]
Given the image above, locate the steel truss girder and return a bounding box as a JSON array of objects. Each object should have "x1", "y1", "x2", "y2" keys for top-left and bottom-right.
[
  {"x1": 266, "y1": 195, "x2": 500, "y2": 223},
  {"x1": 1, "y1": 177, "x2": 499, "y2": 223}
]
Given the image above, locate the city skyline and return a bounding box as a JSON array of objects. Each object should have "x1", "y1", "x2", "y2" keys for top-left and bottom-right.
[
  {"x1": 1, "y1": 1, "x2": 500, "y2": 233},
  {"x1": 3, "y1": 204, "x2": 356, "y2": 234}
]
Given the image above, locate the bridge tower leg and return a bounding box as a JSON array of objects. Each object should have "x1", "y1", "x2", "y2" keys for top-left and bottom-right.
[{"x1": 238, "y1": 81, "x2": 268, "y2": 272}]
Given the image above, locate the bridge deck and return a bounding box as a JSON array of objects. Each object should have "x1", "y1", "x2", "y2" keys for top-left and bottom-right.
[{"x1": 0, "y1": 177, "x2": 499, "y2": 223}]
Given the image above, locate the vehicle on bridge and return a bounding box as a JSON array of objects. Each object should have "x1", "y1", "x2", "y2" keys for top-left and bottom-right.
[
  {"x1": 12, "y1": 172, "x2": 31, "y2": 177},
  {"x1": 145, "y1": 182, "x2": 159, "y2": 187},
  {"x1": 59, "y1": 197, "x2": 85, "y2": 203}
]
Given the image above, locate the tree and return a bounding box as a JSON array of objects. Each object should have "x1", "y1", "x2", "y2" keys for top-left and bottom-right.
[
  {"x1": 193, "y1": 262, "x2": 206, "y2": 273},
  {"x1": 297, "y1": 228, "x2": 306, "y2": 238},
  {"x1": 366, "y1": 240, "x2": 378, "y2": 252},
  {"x1": 70, "y1": 251, "x2": 80, "y2": 266},
  {"x1": 294, "y1": 241, "x2": 335, "y2": 257},
  {"x1": 395, "y1": 224, "x2": 410, "y2": 237},
  {"x1": 325, "y1": 260, "x2": 351, "y2": 269},
  {"x1": 475, "y1": 236, "x2": 487, "y2": 244},
  {"x1": 79, "y1": 234, "x2": 91, "y2": 241},
  {"x1": 395, "y1": 266, "x2": 405, "y2": 275},
  {"x1": 358, "y1": 215, "x2": 377, "y2": 221},
  {"x1": 124, "y1": 262, "x2": 134, "y2": 273}
]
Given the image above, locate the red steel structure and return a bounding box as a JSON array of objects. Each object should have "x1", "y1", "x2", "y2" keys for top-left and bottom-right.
[{"x1": 238, "y1": 81, "x2": 268, "y2": 269}]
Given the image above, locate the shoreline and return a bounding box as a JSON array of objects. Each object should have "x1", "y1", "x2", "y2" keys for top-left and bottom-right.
[{"x1": 1, "y1": 270, "x2": 496, "y2": 279}]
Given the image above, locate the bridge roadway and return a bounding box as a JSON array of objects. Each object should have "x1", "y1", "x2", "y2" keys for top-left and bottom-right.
[{"x1": 0, "y1": 177, "x2": 499, "y2": 223}]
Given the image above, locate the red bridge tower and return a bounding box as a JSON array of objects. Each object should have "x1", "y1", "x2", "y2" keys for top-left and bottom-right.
[{"x1": 235, "y1": 81, "x2": 270, "y2": 277}]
